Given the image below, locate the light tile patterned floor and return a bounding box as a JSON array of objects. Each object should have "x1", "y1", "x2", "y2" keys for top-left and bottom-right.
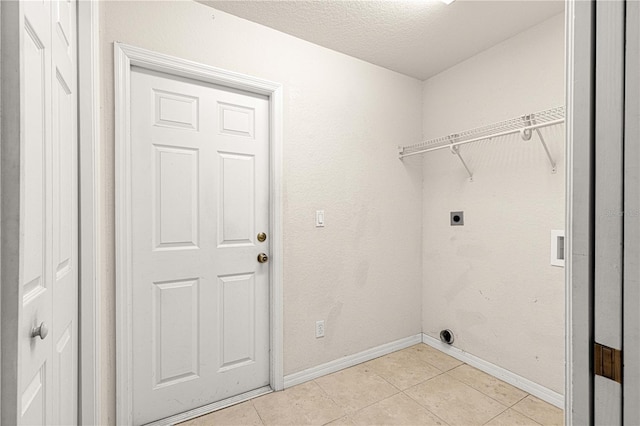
[{"x1": 179, "y1": 344, "x2": 563, "y2": 426}]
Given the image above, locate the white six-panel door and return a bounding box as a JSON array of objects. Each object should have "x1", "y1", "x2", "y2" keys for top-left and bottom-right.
[
  {"x1": 19, "y1": 0, "x2": 78, "y2": 424},
  {"x1": 129, "y1": 68, "x2": 270, "y2": 425}
]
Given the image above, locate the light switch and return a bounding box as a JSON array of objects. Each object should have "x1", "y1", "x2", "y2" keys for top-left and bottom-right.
[{"x1": 316, "y1": 210, "x2": 325, "y2": 227}]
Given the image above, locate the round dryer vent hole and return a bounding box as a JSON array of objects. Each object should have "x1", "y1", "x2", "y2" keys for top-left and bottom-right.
[{"x1": 440, "y1": 329, "x2": 454, "y2": 345}]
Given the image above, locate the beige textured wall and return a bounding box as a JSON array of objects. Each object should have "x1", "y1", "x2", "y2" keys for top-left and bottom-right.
[
  {"x1": 99, "y1": 1, "x2": 423, "y2": 423},
  {"x1": 421, "y1": 14, "x2": 566, "y2": 393}
]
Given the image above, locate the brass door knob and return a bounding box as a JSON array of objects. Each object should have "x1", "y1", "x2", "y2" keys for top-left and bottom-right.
[
  {"x1": 257, "y1": 232, "x2": 267, "y2": 242},
  {"x1": 257, "y1": 253, "x2": 269, "y2": 263}
]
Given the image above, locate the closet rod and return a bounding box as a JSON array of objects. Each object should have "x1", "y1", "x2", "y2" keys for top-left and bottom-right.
[{"x1": 399, "y1": 118, "x2": 564, "y2": 159}]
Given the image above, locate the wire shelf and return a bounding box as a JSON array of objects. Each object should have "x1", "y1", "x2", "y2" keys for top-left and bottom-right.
[{"x1": 399, "y1": 106, "x2": 565, "y2": 158}]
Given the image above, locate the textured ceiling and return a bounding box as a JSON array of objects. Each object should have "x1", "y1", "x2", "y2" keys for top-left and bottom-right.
[{"x1": 199, "y1": 0, "x2": 564, "y2": 80}]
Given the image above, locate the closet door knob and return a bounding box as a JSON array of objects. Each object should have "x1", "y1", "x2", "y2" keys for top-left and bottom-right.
[
  {"x1": 31, "y1": 322, "x2": 49, "y2": 340},
  {"x1": 257, "y1": 253, "x2": 269, "y2": 263}
]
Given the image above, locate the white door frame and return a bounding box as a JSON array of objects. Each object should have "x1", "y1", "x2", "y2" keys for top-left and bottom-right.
[
  {"x1": 73, "y1": 2, "x2": 599, "y2": 425},
  {"x1": 77, "y1": 1, "x2": 102, "y2": 424},
  {"x1": 564, "y1": 0, "x2": 634, "y2": 424},
  {"x1": 564, "y1": 0, "x2": 595, "y2": 424},
  {"x1": 113, "y1": 43, "x2": 284, "y2": 425}
]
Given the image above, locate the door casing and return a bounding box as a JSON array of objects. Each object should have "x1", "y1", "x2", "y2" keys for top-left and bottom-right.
[
  {"x1": 113, "y1": 43, "x2": 284, "y2": 426},
  {"x1": 77, "y1": 1, "x2": 102, "y2": 424},
  {"x1": 564, "y1": 0, "x2": 595, "y2": 424}
]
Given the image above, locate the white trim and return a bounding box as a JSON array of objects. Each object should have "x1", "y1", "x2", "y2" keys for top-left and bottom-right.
[
  {"x1": 564, "y1": 0, "x2": 594, "y2": 424},
  {"x1": 563, "y1": 4, "x2": 574, "y2": 422},
  {"x1": 114, "y1": 43, "x2": 284, "y2": 425},
  {"x1": 283, "y1": 334, "x2": 423, "y2": 388},
  {"x1": 77, "y1": 1, "x2": 101, "y2": 424},
  {"x1": 421, "y1": 334, "x2": 564, "y2": 409},
  {"x1": 145, "y1": 386, "x2": 272, "y2": 426},
  {"x1": 0, "y1": 3, "x2": 4, "y2": 422},
  {"x1": 269, "y1": 75, "x2": 284, "y2": 392}
]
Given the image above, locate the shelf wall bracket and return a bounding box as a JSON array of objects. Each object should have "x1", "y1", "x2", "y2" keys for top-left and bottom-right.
[
  {"x1": 534, "y1": 128, "x2": 557, "y2": 173},
  {"x1": 450, "y1": 144, "x2": 474, "y2": 182}
]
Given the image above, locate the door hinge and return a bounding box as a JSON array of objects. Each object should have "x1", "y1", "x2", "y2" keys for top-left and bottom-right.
[{"x1": 594, "y1": 342, "x2": 622, "y2": 383}]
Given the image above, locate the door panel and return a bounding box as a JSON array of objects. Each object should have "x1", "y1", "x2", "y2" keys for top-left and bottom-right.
[
  {"x1": 130, "y1": 68, "x2": 270, "y2": 425},
  {"x1": 21, "y1": 368, "x2": 47, "y2": 425},
  {"x1": 153, "y1": 145, "x2": 199, "y2": 249},
  {"x1": 218, "y1": 153, "x2": 255, "y2": 246},
  {"x1": 218, "y1": 273, "x2": 256, "y2": 370},
  {"x1": 23, "y1": 18, "x2": 47, "y2": 301},
  {"x1": 152, "y1": 278, "x2": 200, "y2": 387}
]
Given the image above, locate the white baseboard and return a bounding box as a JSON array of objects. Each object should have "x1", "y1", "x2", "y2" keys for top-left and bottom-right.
[
  {"x1": 421, "y1": 333, "x2": 564, "y2": 409},
  {"x1": 283, "y1": 334, "x2": 423, "y2": 388}
]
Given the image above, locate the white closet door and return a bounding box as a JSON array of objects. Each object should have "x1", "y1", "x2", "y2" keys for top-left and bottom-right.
[
  {"x1": 15, "y1": 0, "x2": 78, "y2": 424},
  {"x1": 129, "y1": 68, "x2": 270, "y2": 425}
]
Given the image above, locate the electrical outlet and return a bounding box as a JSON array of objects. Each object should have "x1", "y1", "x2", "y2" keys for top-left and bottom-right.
[{"x1": 316, "y1": 320, "x2": 325, "y2": 338}]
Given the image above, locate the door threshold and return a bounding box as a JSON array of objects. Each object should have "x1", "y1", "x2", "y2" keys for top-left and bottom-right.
[{"x1": 144, "y1": 385, "x2": 274, "y2": 426}]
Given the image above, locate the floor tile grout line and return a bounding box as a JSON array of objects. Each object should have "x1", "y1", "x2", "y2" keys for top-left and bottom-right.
[
  {"x1": 511, "y1": 395, "x2": 559, "y2": 426},
  {"x1": 306, "y1": 380, "x2": 347, "y2": 425},
  {"x1": 345, "y1": 390, "x2": 405, "y2": 421},
  {"x1": 482, "y1": 407, "x2": 545, "y2": 426},
  {"x1": 311, "y1": 378, "x2": 342, "y2": 410},
  {"x1": 403, "y1": 370, "x2": 513, "y2": 425},
  {"x1": 400, "y1": 345, "x2": 463, "y2": 374},
  {"x1": 448, "y1": 363, "x2": 532, "y2": 408},
  {"x1": 369, "y1": 361, "x2": 449, "y2": 386},
  {"x1": 399, "y1": 390, "x2": 451, "y2": 426},
  {"x1": 441, "y1": 367, "x2": 528, "y2": 410},
  {"x1": 322, "y1": 381, "x2": 403, "y2": 417},
  {"x1": 511, "y1": 393, "x2": 531, "y2": 407},
  {"x1": 397, "y1": 369, "x2": 448, "y2": 392},
  {"x1": 312, "y1": 368, "x2": 403, "y2": 418},
  {"x1": 321, "y1": 415, "x2": 349, "y2": 426},
  {"x1": 310, "y1": 378, "x2": 351, "y2": 422},
  {"x1": 359, "y1": 362, "x2": 400, "y2": 390},
  {"x1": 251, "y1": 381, "x2": 347, "y2": 426},
  {"x1": 481, "y1": 408, "x2": 508, "y2": 426},
  {"x1": 249, "y1": 397, "x2": 267, "y2": 426},
  {"x1": 345, "y1": 389, "x2": 452, "y2": 426}
]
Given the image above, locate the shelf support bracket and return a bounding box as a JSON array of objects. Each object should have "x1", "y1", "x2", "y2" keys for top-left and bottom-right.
[
  {"x1": 450, "y1": 144, "x2": 473, "y2": 182},
  {"x1": 534, "y1": 128, "x2": 557, "y2": 173}
]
